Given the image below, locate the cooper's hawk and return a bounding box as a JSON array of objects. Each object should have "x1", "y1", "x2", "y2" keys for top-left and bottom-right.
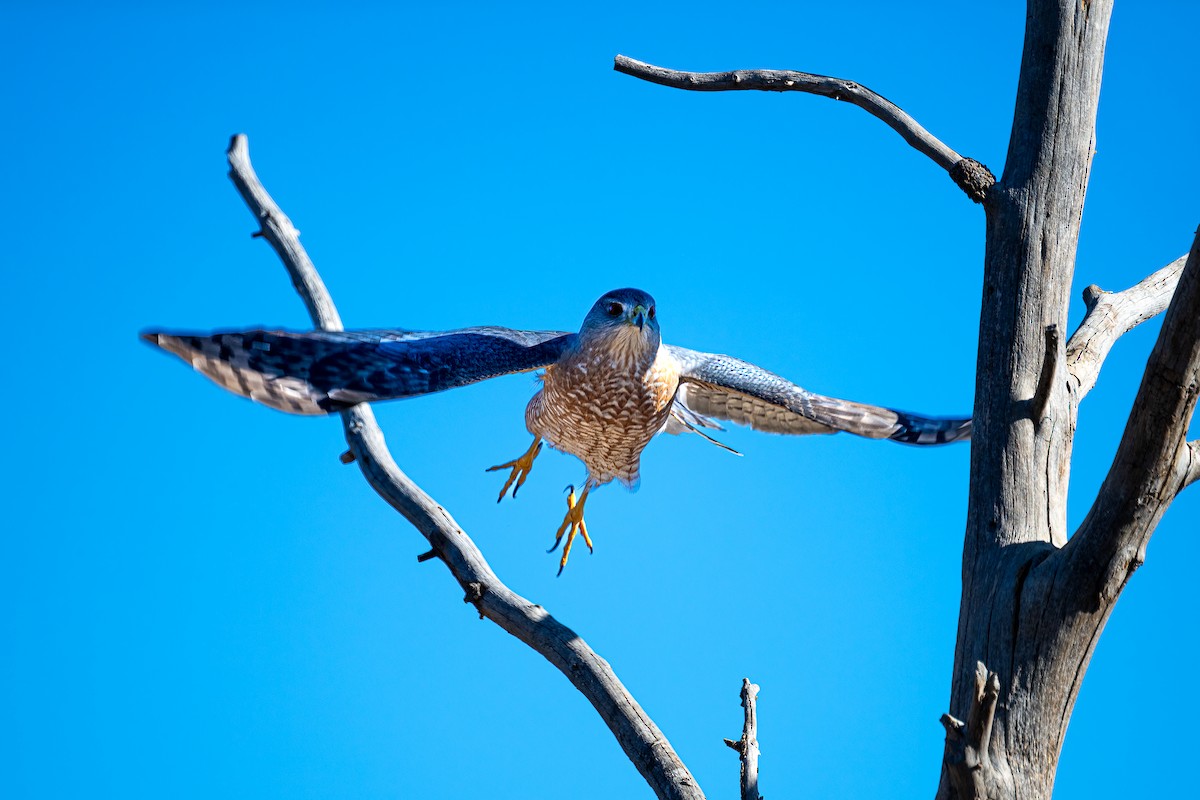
[{"x1": 143, "y1": 288, "x2": 970, "y2": 572}]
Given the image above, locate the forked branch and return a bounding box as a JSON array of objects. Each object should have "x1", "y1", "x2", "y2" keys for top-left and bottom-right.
[
  {"x1": 1067, "y1": 230, "x2": 1200, "y2": 604},
  {"x1": 940, "y1": 663, "x2": 1008, "y2": 800},
  {"x1": 723, "y1": 679, "x2": 762, "y2": 800},
  {"x1": 224, "y1": 134, "x2": 705, "y2": 800},
  {"x1": 613, "y1": 55, "x2": 994, "y2": 202},
  {"x1": 1065, "y1": 254, "x2": 1189, "y2": 400}
]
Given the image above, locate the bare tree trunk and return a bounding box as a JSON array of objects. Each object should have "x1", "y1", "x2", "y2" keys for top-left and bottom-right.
[
  {"x1": 941, "y1": 2, "x2": 1116, "y2": 795},
  {"x1": 941, "y1": 2, "x2": 1200, "y2": 798}
]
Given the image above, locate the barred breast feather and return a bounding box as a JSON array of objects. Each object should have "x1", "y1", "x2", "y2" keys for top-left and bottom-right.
[{"x1": 528, "y1": 342, "x2": 679, "y2": 488}]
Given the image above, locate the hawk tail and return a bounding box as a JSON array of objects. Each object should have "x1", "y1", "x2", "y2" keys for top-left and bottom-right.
[{"x1": 887, "y1": 413, "x2": 972, "y2": 445}]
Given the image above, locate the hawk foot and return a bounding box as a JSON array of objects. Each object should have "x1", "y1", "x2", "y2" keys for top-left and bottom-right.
[
  {"x1": 548, "y1": 484, "x2": 593, "y2": 575},
  {"x1": 486, "y1": 437, "x2": 543, "y2": 502}
]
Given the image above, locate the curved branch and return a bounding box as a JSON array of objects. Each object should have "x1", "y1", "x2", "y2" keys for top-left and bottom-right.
[
  {"x1": 1066, "y1": 229, "x2": 1200, "y2": 604},
  {"x1": 227, "y1": 136, "x2": 343, "y2": 331},
  {"x1": 1065, "y1": 254, "x2": 1188, "y2": 400},
  {"x1": 613, "y1": 55, "x2": 994, "y2": 202},
  {"x1": 224, "y1": 134, "x2": 704, "y2": 800}
]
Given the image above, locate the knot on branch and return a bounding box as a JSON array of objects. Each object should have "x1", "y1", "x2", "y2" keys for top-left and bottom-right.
[
  {"x1": 463, "y1": 581, "x2": 488, "y2": 618},
  {"x1": 1081, "y1": 283, "x2": 1106, "y2": 310},
  {"x1": 1098, "y1": 544, "x2": 1146, "y2": 605},
  {"x1": 941, "y1": 662, "x2": 1006, "y2": 800},
  {"x1": 949, "y1": 158, "x2": 995, "y2": 203}
]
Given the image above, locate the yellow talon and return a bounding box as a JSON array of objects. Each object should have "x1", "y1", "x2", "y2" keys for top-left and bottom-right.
[
  {"x1": 548, "y1": 484, "x2": 593, "y2": 575},
  {"x1": 486, "y1": 437, "x2": 543, "y2": 502}
]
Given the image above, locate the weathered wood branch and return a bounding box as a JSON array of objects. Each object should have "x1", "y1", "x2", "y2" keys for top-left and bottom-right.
[
  {"x1": 227, "y1": 137, "x2": 343, "y2": 331},
  {"x1": 613, "y1": 55, "x2": 994, "y2": 202},
  {"x1": 940, "y1": 663, "x2": 1009, "y2": 800},
  {"x1": 1186, "y1": 441, "x2": 1200, "y2": 490},
  {"x1": 722, "y1": 679, "x2": 761, "y2": 800},
  {"x1": 224, "y1": 133, "x2": 704, "y2": 800},
  {"x1": 1032, "y1": 324, "x2": 1061, "y2": 423},
  {"x1": 1065, "y1": 254, "x2": 1188, "y2": 400},
  {"x1": 963, "y1": 0, "x2": 1114, "y2": 554},
  {"x1": 1066, "y1": 228, "x2": 1200, "y2": 604}
]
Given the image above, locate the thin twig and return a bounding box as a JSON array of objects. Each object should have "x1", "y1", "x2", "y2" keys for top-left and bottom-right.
[
  {"x1": 226, "y1": 136, "x2": 343, "y2": 331},
  {"x1": 1065, "y1": 255, "x2": 1188, "y2": 400},
  {"x1": 224, "y1": 134, "x2": 704, "y2": 800},
  {"x1": 723, "y1": 679, "x2": 762, "y2": 800},
  {"x1": 613, "y1": 55, "x2": 994, "y2": 202}
]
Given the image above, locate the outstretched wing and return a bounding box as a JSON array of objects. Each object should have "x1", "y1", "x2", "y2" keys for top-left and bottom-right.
[
  {"x1": 666, "y1": 345, "x2": 971, "y2": 445},
  {"x1": 143, "y1": 327, "x2": 575, "y2": 415}
]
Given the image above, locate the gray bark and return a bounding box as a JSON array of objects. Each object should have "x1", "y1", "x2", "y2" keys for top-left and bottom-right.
[
  {"x1": 723, "y1": 679, "x2": 762, "y2": 800},
  {"x1": 224, "y1": 134, "x2": 705, "y2": 800},
  {"x1": 940, "y1": 663, "x2": 1005, "y2": 799},
  {"x1": 617, "y1": 1, "x2": 1199, "y2": 798},
  {"x1": 943, "y1": 3, "x2": 1117, "y2": 795},
  {"x1": 945, "y1": 2, "x2": 1198, "y2": 797}
]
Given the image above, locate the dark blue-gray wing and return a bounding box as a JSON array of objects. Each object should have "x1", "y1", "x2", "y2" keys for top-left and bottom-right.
[
  {"x1": 143, "y1": 327, "x2": 575, "y2": 415},
  {"x1": 667, "y1": 345, "x2": 971, "y2": 445}
]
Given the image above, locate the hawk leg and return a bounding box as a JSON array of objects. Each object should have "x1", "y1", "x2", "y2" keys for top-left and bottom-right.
[
  {"x1": 486, "y1": 437, "x2": 543, "y2": 502},
  {"x1": 548, "y1": 484, "x2": 593, "y2": 575}
]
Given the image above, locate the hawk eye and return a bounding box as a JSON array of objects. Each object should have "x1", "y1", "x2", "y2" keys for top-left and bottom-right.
[
  {"x1": 606, "y1": 302, "x2": 623, "y2": 317},
  {"x1": 648, "y1": 306, "x2": 656, "y2": 320}
]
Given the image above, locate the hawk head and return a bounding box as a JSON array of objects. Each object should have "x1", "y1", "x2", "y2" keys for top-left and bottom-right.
[{"x1": 579, "y1": 288, "x2": 661, "y2": 355}]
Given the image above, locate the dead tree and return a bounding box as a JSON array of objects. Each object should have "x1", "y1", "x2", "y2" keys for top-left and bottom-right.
[
  {"x1": 200, "y1": 2, "x2": 1194, "y2": 798},
  {"x1": 612, "y1": 1, "x2": 1197, "y2": 797}
]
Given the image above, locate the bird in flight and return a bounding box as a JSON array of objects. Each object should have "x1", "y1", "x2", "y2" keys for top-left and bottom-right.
[{"x1": 143, "y1": 288, "x2": 970, "y2": 573}]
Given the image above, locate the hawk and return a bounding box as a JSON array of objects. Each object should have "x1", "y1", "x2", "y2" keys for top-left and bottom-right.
[{"x1": 143, "y1": 288, "x2": 970, "y2": 572}]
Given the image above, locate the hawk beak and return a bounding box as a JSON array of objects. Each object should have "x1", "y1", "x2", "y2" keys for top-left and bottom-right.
[{"x1": 630, "y1": 304, "x2": 647, "y2": 330}]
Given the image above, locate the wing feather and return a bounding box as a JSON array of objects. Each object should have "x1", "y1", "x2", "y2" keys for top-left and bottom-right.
[
  {"x1": 143, "y1": 326, "x2": 574, "y2": 415},
  {"x1": 666, "y1": 345, "x2": 971, "y2": 445}
]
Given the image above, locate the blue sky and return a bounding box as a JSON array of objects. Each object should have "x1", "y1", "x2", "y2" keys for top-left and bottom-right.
[{"x1": 3, "y1": 3, "x2": 1197, "y2": 798}]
